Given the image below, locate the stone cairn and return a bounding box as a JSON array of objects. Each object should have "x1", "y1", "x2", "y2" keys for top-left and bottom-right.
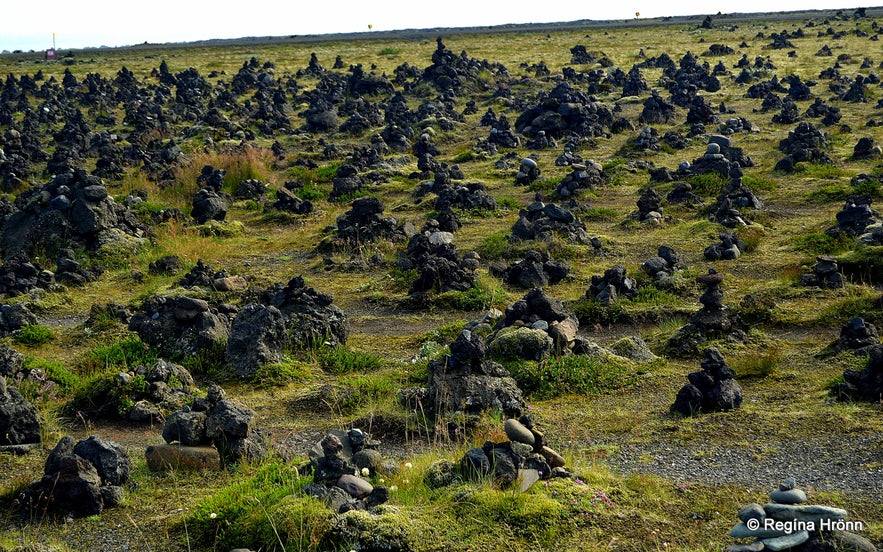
[
  {"x1": 826, "y1": 317, "x2": 879, "y2": 355},
  {"x1": 511, "y1": 196, "x2": 591, "y2": 245},
  {"x1": 704, "y1": 231, "x2": 747, "y2": 261},
  {"x1": 18, "y1": 435, "x2": 129, "y2": 517},
  {"x1": 0, "y1": 346, "x2": 40, "y2": 453},
  {"x1": 799, "y1": 256, "x2": 844, "y2": 289},
  {"x1": 667, "y1": 270, "x2": 747, "y2": 356},
  {"x1": 832, "y1": 343, "x2": 883, "y2": 402},
  {"x1": 641, "y1": 245, "x2": 684, "y2": 288},
  {"x1": 514, "y1": 157, "x2": 541, "y2": 186},
  {"x1": 489, "y1": 250, "x2": 570, "y2": 289},
  {"x1": 826, "y1": 196, "x2": 879, "y2": 241},
  {"x1": 147, "y1": 383, "x2": 267, "y2": 470},
  {"x1": 670, "y1": 347, "x2": 742, "y2": 416},
  {"x1": 586, "y1": 264, "x2": 638, "y2": 305},
  {"x1": 302, "y1": 429, "x2": 392, "y2": 513},
  {"x1": 399, "y1": 328, "x2": 526, "y2": 419},
  {"x1": 727, "y1": 478, "x2": 877, "y2": 551},
  {"x1": 487, "y1": 288, "x2": 580, "y2": 360},
  {"x1": 553, "y1": 161, "x2": 604, "y2": 198},
  {"x1": 631, "y1": 187, "x2": 664, "y2": 224}
]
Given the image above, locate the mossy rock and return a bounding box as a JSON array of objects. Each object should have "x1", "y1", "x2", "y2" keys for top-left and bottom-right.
[
  {"x1": 195, "y1": 220, "x2": 245, "y2": 237},
  {"x1": 327, "y1": 507, "x2": 432, "y2": 552},
  {"x1": 487, "y1": 326, "x2": 553, "y2": 361}
]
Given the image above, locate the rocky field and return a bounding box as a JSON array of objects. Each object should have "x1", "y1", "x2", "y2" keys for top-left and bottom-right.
[{"x1": 0, "y1": 7, "x2": 882, "y2": 552}]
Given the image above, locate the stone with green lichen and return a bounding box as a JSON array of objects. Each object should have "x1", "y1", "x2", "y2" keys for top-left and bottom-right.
[
  {"x1": 329, "y1": 507, "x2": 432, "y2": 552},
  {"x1": 487, "y1": 326, "x2": 553, "y2": 361}
]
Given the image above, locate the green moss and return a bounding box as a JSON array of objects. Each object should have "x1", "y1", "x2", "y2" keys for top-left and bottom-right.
[
  {"x1": 505, "y1": 354, "x2": 637, "y2": 400},
  {"x1": 316, "y1": 347, "x2": 384, "y2": 374},
  {"x1": 12, "y1": 325, "x2": 54, "y2": 346}
]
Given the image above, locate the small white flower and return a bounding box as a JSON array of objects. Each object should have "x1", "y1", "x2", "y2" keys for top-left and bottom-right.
[
  {"x1": 361, "y1": 467, "x2": 370, "y2": 477},
  {"x1": 378, "y1": 478, "x2": 385, "y2": 484},
  {"x1": 404, "y1": 462, "x2": 413, "y2": 469},
  {"x1": 402, "y1": 479, "x2": 409, "y2": 484},
  {"x1": 389, "y1": 485, "x2": 398, "y2": 492},
  {"x1": 209, "y1": 512, "x2": 217, "y2": 519}
]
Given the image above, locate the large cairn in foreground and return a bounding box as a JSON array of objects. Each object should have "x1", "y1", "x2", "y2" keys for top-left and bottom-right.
[
  {"x1": 667, "y1": 270, "x2": 747, "y2": 356},
  {"x1": 727, "y1": 478, "x2": 877, "y2": 551},
  {"x1": 671, "y1": 348, "x2": 742, "y2": 415}
]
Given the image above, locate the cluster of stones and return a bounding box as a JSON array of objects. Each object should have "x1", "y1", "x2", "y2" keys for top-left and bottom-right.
[
  {"x1": 226, "y1": 275, "x2": 350, "y2": 377},
  {"x1": 667, "y1": 270, "x2": 747, "y2": 356},
  {"x1": 19, "y1": 435, "x2": 129, "y2": 516},
  {"x1": 799, "y1": 256, "x2": 844, "y2": 289},
  {"x1": 128, "y1": 295, "x2": 235, "y2": 359},
  {"x1": 0, "y1": 347, "x2": 40, "y2": 453},
  {"x1": 0, "y1": 168, "x2": 146, "y2": 261},
  {"x1": 452, "y1": 416, "x2": 570, "y2": 491},
  {"x1": 149, "y1": 383, "x2": 267, "y2": 469},
  {"x1": 553, "y1": 160, "x2": 604, "y2": 198},
  {"x1": 334, "y1": 196, "x2": 406, "y2": 245},
  {"x1": 107, "y1": 358, "x2": 197, "y2": 423},
  {"x1": 0, "y1": 302, "x2": 38, "y2": 336},
  {"x1": 177, "y1": 258, "x2": 247, "y2": 292},
  {"x1": 587, "y1": 264, "x2": 638, "y2": 305},
  {"x1": 399, "y1": 327, "x2": 526, "y2": 418},
  {"x1": 634, "y1": 126, "x2": 660, "y2": 151},
  {"x1": 270, "y1": 182, "x2": 314, "y2": 215},
  {"x1": 727, "y1": 478, "x2": 876, "y2": 551},
  {"x1": 826, "y1": 196, "x2": 879, "y2": 241},
  {"x1": 664, "y1": 181, "x2": 702, "y2": 204},
  {"x1": 302, "y1": 429, "x2": 392, "y2": 513},
  {"x1": 675, "y1": 135, "x2": 754, "y2": 180},
  {"x1": 55, "y1": 247, "x2": 104, "y2": 287},
  {"x1": 513, "y1": 81, "x2": 614, "y2": 140},
  {"x1": 511, "y1": 196, "x2": 591, "y2": 245},
  {"x1": 704, "y1": 231, "x2": 747, "y2": 261},
  {"x1": 833, "y1": 343, "x2": 883, "y2": 402},
  {"x1": 486, "y1": 288, "x2": 580, "y2": 360},
  {"x1": 401, "y1": 226, "x2": 479, "y2": 295},
  {"x1": 670, "y1": 347, "x2": 743, "y2": 415},
  {"x1": 489, "y1": 250, "x2": 570, "y2": 289},
  {"x1": 827, "y1": 317, "x2": 879, "y2": 355},
  {"x1": 514, "y1": 157, "x2": 541, "y2": 186},
  {"x1": 0, "y1": 252, "x2": 55, "y2": 296},
  {"x1": 774, "y1": 121, "x2": 834, "y2": 172},
  {"x1": 709, "y1": 169, "x2": 764, "y2": 228},
  {"x1": 631, "y1": 187, "x2": 664, "y2": 224},
  {"x1": 853, "y1": 137, "x2": 882, "y2": 160},
  {"x1": 641, "y1": 245, "x2": 684, "y2": 288}
]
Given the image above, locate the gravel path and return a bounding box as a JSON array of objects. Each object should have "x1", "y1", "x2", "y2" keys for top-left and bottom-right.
[{"x1": 602, "y1": 433, "x2": 883, "y2": 498}]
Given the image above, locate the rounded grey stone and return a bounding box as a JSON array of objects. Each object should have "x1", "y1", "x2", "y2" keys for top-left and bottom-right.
[{"x1": 504, "y1": 419, "x2": 535, "y2": 446}]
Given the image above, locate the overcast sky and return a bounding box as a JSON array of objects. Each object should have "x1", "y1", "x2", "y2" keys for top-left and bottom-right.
[{"x1": 1, "y1": 0, "x2": 871, "y2": 52}]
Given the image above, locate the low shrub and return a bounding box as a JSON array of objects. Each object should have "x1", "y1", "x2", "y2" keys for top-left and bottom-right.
[{"x1": 506, "y1": 354, "x2": 636, "y2": 399}]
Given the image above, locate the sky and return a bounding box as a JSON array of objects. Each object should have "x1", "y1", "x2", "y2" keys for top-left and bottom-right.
[{"x1": 1, "y1": 0, "x2": 872, "y2": 52}]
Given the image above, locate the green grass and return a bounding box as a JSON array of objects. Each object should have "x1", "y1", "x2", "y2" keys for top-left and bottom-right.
[
  {"x1": 316, "y1": 346, "x2": 384, "y2": 374},
  {"x1": 506, "y1": 354, "x2": 637, "y2": 400},
  {"x1": 79, "y1": 337, "x2": 157, "y2": 376},
  {"x1": 791, "y1": 232, "x2": 853, "y2": 255},
  {"x1": 12, "y1": 325, "x2": 54, "y2": 346}
]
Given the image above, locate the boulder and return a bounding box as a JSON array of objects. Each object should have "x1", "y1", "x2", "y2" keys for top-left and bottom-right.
[{"x1": 225, "y1": 304, "x2": 287, "y2": 378}]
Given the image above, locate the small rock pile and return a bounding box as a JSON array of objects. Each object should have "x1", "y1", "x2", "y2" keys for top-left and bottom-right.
[
  {"x1": 55, "y1": 248, "x2": 103, "y2": 287},
  {"x1": 177, "y1": 259, "x2": 246, "y2": 292},
  {"x1": 799, "y1": 256, "x2": 844, "y2": 288},
  {"x1": 335, "y1": 197, "x2": 407, "y2": 245},
  {"x1": 709, "y1": 169, "x2": 764, "y2": 227},
  {"x1": 775, "y1": 121, "x2": 834, "y2": 172},
  {"x1": 631, "y1": 187, "x2": 664, "y2": 224},
  {"x1": 832, "y1": 343, "x2": 883, "y2": 402},
  {"x1": 455, "y1": 416, "x2": 571, "y2": 490},
  {"x1": 271, "y1": 185, "x2": 314, "y2": 215},
  {"x1": 634, "y1": 126, "x2": 660, "y2": 151},
  {"x1": 515, "y1": 157, "x2": 541, "y2": 186},
  {"x1": 853, "y1": 137, "x2": 882, "y2": 160},
  {"x1": 667, "y1": 270, "x2": 747, "y2": 356},
  {"x1": 19, "y1": 435, "x2": 129, "y2": 516},
  {"x1": 670, "y1": 347, "x2": 742, "y2": 415},
  {"x1": 128, "y1": 296, "x2": 235, "y2": 358},
  {"x1": 489, "y1": 250, "x2": 570, "y2": 289},
  {"x1": 727, "y1": 478, "x2": 876, "y2": 551},
  {"x1": 0, "y1": 348, "x2": 40, "y2": 452},
  {"x1": 487, "y1": 288, "x2": 580, "y2": 359},
  {"x1": 665, "y1": 182, "x2": 702, "y2": 205},
  {"x1": 641, "y1": 245, "x2": 684, "y2": 288},
  {"x1": 303, "y1": 429, "x2": 391, "y2": 513},
  {"x1": 511, "y1": 197, "x2": 591, "y2": 245},
  {"x1": 826, "y1": 196, "x2": 879, "y2": 239},
  {"x1": 827, "y1": 317, "x2": 879, "y2": 355},
  {"x1": 260, "y1": 275, "x2": 350, "y2": 350},
  {"x1": 587, "y1": 264, "x2": 638, "y2": 305},
  {"x1": 0, "y1": 302, "x2": 38, "y2": 336},
  {"x1": 402, "y1": 229, "x2": 479, "y2": 295},
  {"x1": 704, "y1": 231, "x2": 747, "y2": 260},
  {"x1": 111, "y1": 358, "x2": 199, "y2": 423},
  {"x1": 553, "y1": 161, "x2": 604, "y2": 198},
  {"x1": 191, "y1": 187, "x2": 229, "y2": 224},
  {"x1": 0, "y1": 252, "x2": 54, "y2": 296},
  {"x1": 400, "y1": 328, "x2": 526, "y2": 418},
  {"x1": 151, "y1": 383, "x2": 267, "y2": 469}
]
